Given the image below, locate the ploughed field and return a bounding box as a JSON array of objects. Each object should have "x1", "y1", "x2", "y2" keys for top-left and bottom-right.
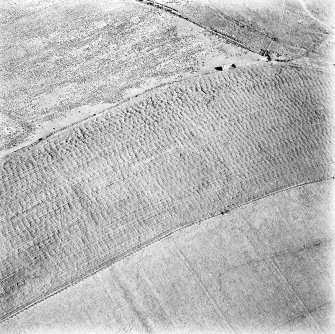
[
  {"x1": 0, "y1": 63, "x2": 334, "y2": 321},
  {"x1": 1, "y1": 179, "x2": 333, "y2": 333}
]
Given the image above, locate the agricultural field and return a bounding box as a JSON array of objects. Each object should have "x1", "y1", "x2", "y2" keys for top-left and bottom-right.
[
  {"x1": 0, "y1": 0, "x2": 334, "y2": 332},
  {"x1": 1, "y1": 179, "x2": 334, "y2": 333},
  {"x1": 1, "y1": 62, "x2": 334, "y2": 328},
  {"x1": 0, "y1": 0, "x2": 260, "y2": 155},
  {"x1": 155, "y1": 0, "x2": 334, "y2": 60}
]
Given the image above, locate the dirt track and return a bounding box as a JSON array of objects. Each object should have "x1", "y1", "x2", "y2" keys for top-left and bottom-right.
[{"x1": 0, "y1": 63, "x2": 334, "y2": 321}]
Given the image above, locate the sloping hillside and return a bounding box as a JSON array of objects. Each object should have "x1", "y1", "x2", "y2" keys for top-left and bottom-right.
[
  {"x1": 1, "y1": 179, "x2": 333, "y2": 333},
  {"x1": 1, "y1": 63, "x2": 334, "y2": 322}
]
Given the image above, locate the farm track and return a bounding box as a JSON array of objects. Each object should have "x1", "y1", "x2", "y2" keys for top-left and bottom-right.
[
  {"x1": 134, "y1": 0, "x2": 306, "y2": 60},
  {"x1": 0, "y1": 64, "x2": 334, "y2": 321},
  {"x1": 135, "y1": 0, "x2": 273, "y2": 55}
]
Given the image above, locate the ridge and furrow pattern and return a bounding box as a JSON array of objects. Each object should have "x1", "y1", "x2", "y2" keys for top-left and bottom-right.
[{"x1": 0, "y1": 64, "x2": 334, "y2": 320}]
